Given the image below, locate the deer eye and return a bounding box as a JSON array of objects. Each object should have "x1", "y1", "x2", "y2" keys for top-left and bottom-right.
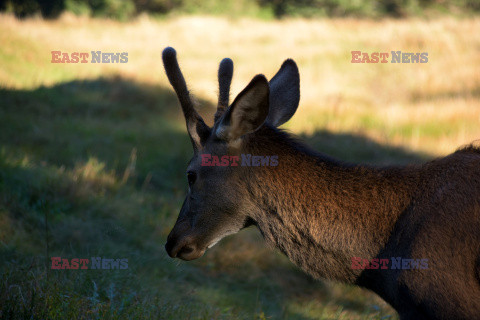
[{"x1": 186, "y1": 171, "x2": 196, "y2": 186}]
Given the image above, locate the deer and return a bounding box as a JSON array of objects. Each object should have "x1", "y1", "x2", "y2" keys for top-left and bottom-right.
[{"x1": 162, "y1": 47, "x2": 480, "y2": 320}]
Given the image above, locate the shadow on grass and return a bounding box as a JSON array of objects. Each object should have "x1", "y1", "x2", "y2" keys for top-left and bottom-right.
[
  {"x1": 0, "y1": 75, "x2": 432, "y2": 319},
  {"x1": 410, "y1": 86, "x2": 480, "y2": 102},
  {"x1": 0, "y1": 75, "x2": 215, "y2": 191},
  {"x1": 300, "y1": 130, "x2": 429, "y2": 166}
]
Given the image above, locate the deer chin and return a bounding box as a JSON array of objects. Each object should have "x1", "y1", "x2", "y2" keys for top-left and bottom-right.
[{"x1": 207, "y1": 229, "x2": 241, "y2": 249}]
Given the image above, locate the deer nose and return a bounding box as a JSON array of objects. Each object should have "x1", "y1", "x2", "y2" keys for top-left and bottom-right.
[
  {"x1": 165, "y1": 240, "x2": 177, "y2": 258},
  {"x1": 165, "y1": 234, "x2": 194, "y2": 258},
  {"x1": 165, "y1": 225, "x2": 186, "y2": 258},
  {"x1": 165, "y1": 240, "x2": 194, "y2": 259},
  {"x1": 165, "y1": 237, "x2": 205, "y2": 261},
  {"x1": 177, "y1": 244, "x2": 195, "y2": 256}
]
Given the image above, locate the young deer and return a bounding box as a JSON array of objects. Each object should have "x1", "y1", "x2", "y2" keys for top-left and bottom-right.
[{"x1": 162, "y1": 47, "x2": 480, "y2": 320}]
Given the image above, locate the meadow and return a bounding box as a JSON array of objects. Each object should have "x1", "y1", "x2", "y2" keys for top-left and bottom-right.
[{"x1": 0, "y1": 13, "x2": 479, "y2": 319}]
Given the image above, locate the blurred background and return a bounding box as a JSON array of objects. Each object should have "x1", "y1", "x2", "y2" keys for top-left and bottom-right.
[{"x1": 0, "y1": 0, "x2": 479, "y2": 319}]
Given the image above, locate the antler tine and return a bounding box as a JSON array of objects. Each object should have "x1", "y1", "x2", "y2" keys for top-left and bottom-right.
[
  {"x1": 215, "y1": 58, "x2": 233, "y2": 122},
  {"x1": 162, "y1": 47, "x2": 197, "y2": 119},
  {"x1": 162, "y1": 47, "x2": 210, "y2": 151}
]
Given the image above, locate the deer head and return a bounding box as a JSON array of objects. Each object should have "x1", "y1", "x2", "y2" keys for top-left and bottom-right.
[{"x1": 163, "y1": 47, "x2": 299, "y2": 260}]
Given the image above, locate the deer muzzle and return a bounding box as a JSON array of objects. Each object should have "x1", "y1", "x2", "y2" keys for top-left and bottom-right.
[{"x1": 165, "y1": 223, "x2": 206, "y2": 261}]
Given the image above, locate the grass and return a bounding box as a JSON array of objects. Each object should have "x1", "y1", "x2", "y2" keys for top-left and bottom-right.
[{"x1": 0, "y1": 12, "x2": 479, "y2": 319}]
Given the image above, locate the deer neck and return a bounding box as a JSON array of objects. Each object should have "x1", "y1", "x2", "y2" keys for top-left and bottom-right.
[{"x1": 245, "y1": 130, "x2": 417, "y2": 284}]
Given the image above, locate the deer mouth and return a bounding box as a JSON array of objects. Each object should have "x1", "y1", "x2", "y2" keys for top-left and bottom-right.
[
  {"x1": 165, "y1": 238, "x2": 206, "y2": 261},
  {"x1": 176, "y1": 245, "x2": 206, "y2": 261},
  {"x1": 165, "y1": 228, "x2": 242, "y2": 260},
  {"x1": 206, "y1": 228, "x2": 241, "y2": 249}
]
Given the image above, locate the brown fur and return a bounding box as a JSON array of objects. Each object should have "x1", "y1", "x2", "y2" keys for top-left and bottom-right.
[{"x1": 238, "y1": 126, "x2": 480, "y2": 319}]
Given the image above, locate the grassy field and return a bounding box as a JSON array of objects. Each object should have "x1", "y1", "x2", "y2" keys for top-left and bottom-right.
[{"x1": 0, "y1": 13, "x2": 479, "y2": 319}]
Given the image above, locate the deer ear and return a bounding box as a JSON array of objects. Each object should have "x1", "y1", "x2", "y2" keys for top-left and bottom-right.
[
  {"x1": 215, "y1": 75, "x2": 269, "y2": 141},
  {"x1": 266, "y1": 59, "x2": 300, "y2": 127}
]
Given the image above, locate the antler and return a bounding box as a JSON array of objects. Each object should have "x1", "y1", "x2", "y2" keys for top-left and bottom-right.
[
  {"x1": 214, "y1": 58, "x2": 234, "y2": 122},
  {"x1": 162, "y1": 47, "x2": 210, "y2": 151}
]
